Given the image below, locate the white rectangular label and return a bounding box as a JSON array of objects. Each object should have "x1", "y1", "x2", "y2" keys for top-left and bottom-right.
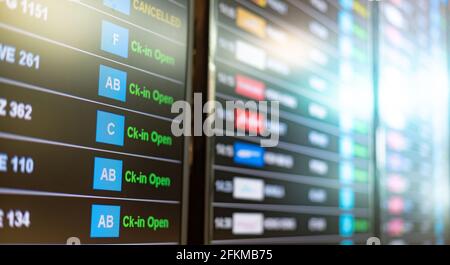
[
  {"x1": 309, "y1": 103, "x2": 328, "y2": 120},
  {"x1": 233, "y1": 177, "x2": 265, "y2": 201},
  {"x1": 232, "y1": 213, "x2": 264, "y2": 235},
  {"x1": 236, "y1": 40, "x2": 266, "y2": 70}
]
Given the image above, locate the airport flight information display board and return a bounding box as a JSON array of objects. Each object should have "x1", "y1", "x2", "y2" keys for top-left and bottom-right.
[
  {"x1": 377, "y1": 0, "x2": 449, "y2": 245},
  {"x1": 0, "y1": 0, "x2": 191, "y2": 244},
  {"x1": 208, "y1": 0, "x2": 374, "y2": 244}
]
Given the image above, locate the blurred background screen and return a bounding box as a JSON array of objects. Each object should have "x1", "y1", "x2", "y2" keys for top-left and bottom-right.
[
  {"x1": 207, "y1": 0, "x2": 450, "y2": 245},
  {"x1": 377, "y1": 0, "x2": 449, "y2": 245},
  {"x1": 208, "y1": 0, "x2": 374, "y2": 244}
]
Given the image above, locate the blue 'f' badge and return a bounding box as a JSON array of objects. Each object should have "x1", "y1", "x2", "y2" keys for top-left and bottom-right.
[{"x1": 101, "y1": 21, "x2": 129, "y2": 58}]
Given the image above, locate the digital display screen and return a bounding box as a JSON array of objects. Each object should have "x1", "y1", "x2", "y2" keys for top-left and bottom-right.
[
  {"x1": 208, "y1": 0, "x2": 374, "y2": 244},
  {"x1": 1, "y1": 0, "x2": 450, "y2": 247},
  {"x1": 0, "y1": 0, "x2": 191, "y2": 244},
  {"x1": 377, "y1": 0, "x2": 450, "y2": 245}
]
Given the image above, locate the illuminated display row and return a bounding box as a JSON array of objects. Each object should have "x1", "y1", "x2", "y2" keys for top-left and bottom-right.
[{"x1": 0, "y1": 0, "x2": 190, "y2": 244}]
